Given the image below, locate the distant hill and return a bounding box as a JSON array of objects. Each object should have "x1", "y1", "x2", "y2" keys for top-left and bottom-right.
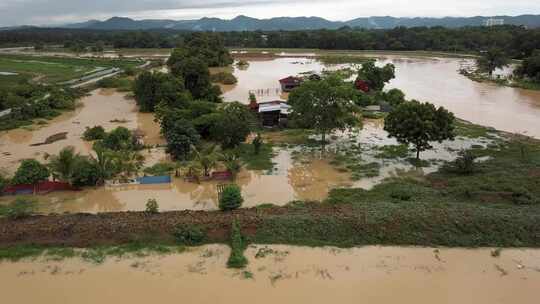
[{"x1": 55, "y1": 14, "x2": 540, "y2": 31}]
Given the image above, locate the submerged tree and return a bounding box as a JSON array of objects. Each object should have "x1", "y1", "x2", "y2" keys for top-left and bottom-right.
[
  {"x1": 356, "y1": 61, "x2": 396, "y2": 92},
  {"x1": 476, "y1": 48, "x2": 509, "y2": 77},
  {"x1": 288, "y1": 75, "x2": 360, "y2": 152},
  {"x1": 384, "y1": 100, "x2": 455, "y2": 160},
  {"x1": 12, "y1": 159, "x2": 50, "y2": 185}
]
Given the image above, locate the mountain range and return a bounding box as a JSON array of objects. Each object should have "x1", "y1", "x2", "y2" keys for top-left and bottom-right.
[{"x1": 32, "y1": 14, "x2": 540, "y2": 31}]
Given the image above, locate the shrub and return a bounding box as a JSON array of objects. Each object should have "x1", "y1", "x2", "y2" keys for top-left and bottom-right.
[
  {"x1": 12, "y1": 159, "x2": 49, "y2": 185},
  {"x1": 219, "y1": 185, "x2": 244, "y2": 211},
  {"x1": 451, "y1": 150, "x2": 477, "y2": 175},
  {"x1": 145, "y1": 199, "x2": 159, "y2": 213},
  {"x1": 143, "y1": 162, "x2": 176, "y2": 176},
  {"x1": 83, "y1": 126, "x2": 106, "y2": 141},
  {"x1": 210, "y1": 71, "x2": 238, "y2": 85},
  {"x1": 173, "y1": 224, "x2": 206, "y2": 245},
  {"x1": 2, "y1": 199, "x2": 35, "y2": 219},
  {"x1": 227, "y1": 219, "x2": 248, "y2": 268}
]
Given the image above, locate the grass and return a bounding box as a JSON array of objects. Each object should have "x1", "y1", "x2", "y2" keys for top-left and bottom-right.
[
  {"x1": 455, "y1": 120, "x2": 498, "y2": 139},
  {"x1": 375, "y1": 144, "x2": 410, "y2": 159},
  {"x1": 0, "y1": 54, "x2": 140, "y2": 88},
  {"x1": 317, "y1": 55, "x2": 372, "y2": 64},
  {"x1": 235, "y1": 143, "x2": 275, "y2": 171},
  {"x1": 0, "y1": 243, "x2": 187, "y2": 263},
  {"x1": 262, "y1": 129, "x2": 317, "y2": 147}
]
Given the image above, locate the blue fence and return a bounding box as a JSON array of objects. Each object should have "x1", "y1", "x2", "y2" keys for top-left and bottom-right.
[{"x1": 138, "y1": 175, "x2": 172, "y2": 185}]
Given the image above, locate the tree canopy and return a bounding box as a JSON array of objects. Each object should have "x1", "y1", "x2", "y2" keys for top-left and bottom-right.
[
  {"x1": 133, "y1": 71, "x2": 189, "y2": 112},
  {"x1": 12, "y1": 159, "x2": 50, "y2": 185},
  {"x1": 476, "y1": 48, "x2": 510, "y2": 76},
  {"x1": 288, "y1": 75, "x2": 360, "y2": 150},
  {"x1": 384, "y1": 100, "x2": 456, "y2": 160},
  {"x1": 357, "y1": 61, "x2": 396, "y2": 92}
]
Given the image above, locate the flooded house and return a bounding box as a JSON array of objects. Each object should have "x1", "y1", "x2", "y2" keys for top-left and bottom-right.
[
  {"x1": 279, "y1": 76, "x2": 303, "y2": 92},
  {"x1": 255, "y1": 100, "x2": 291, "y2": 127}
]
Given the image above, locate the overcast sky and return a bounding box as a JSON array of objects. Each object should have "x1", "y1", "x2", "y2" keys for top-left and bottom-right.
[{"x1": 1, "y1": 0, "x2": 539, "y2": 27}]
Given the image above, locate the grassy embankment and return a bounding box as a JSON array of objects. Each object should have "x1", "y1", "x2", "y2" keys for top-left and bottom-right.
[{"x1": 0, "y1": 121, "x2": 539, "y2": 265}]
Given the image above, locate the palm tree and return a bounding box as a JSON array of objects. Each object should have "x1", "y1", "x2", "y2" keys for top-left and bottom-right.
[
  {"x1": 186, "y1": 161, "x2": 203, "y2": 184},
  {"x1": 219, "y1": 152, "x2": 242, "y2": 180},
  {"x1": 47, "y1": 146, "x2": 78, "y2": 183},
  {"x1": 112, "y1": 151, "x2": 145, "y2": 181},
  {"x1": 191, "y1": 144, "x2": 219, "y2": 177},
  {"x1": 91, "y1": 147, "x2": 115, "y2": 185}
]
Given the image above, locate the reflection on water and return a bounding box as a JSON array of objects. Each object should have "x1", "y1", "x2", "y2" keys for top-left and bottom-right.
[{"x1": 1, "y1": 244, "x2": 539, "y2": 304}]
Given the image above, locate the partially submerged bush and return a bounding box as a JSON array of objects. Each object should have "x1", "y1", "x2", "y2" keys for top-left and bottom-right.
[
  {"x1": 210, "y1": 71, "x2": 238, "y2": 85},
  {"x1": 1, "y1": 199, "x2": 36, "y2": 219},
  {"x1": 219, "y1": 184, "x2": 244, "y2": 211},
  {"x1": 83, "y1": 126, "x2": 106, "y2": 141},
  {"x1": 173, "y1": 224, "x2": 206, "y2": 245},
  {"x1": 12, "y1": 159, "x2": 49, "y2": 185},
  {"x1": 145, "y1": 199, "x2": 159, "y2": 213},
  {"x1": 448, "y1": 150, "x2": 477, "y2": 175},
  {"x1": 227, "y1": 219, "x2": 248, "y2": 268}
]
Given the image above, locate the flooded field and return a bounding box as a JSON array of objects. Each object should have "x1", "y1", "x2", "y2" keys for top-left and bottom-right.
[
  {"x1": 221, "y1": 55, "x2": 540, "y2": 138},
  {"x1": 0, "y1": 89, "x2": 163, "y2": 174},
  {"x1": 1, "y1": 245, "x2": 539, "y2": 304}
]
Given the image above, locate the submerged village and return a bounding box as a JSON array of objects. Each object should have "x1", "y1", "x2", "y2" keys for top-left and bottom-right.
[{"x1": 0, "y1": 25, "x2": 540, "y2": 302}]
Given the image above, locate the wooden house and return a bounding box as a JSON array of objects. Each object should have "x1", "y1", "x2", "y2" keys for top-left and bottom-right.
[
  {"x1": 257, "y1": 100, "x2": 291, "y2": 127},
  {"x1": 279, "y1": 76, "x2": 303, "y2": 92}
]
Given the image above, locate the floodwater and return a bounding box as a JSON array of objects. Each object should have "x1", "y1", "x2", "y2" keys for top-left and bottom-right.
[
  {"x1": 0, "y1": 148, "x2": 352, "y2": 213},
  {"x1": 222, "y1": 55, "x2": 540, "y2": 138},
  {"x1": 1, "y1": 244, "x2": 539, "y2": 304},
  {"x1": 0, "y1": 89, "x2": 164, "y2": 174}
]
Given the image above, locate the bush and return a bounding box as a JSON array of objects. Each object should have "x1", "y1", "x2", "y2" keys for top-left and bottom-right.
[
  {"x1": 145, "y1": 199, "x2": 159, "y2": 213},
  {"x1": 210, "y1": 72, "x2": 238, "y2": 85},
  {"x1": 1, "y1": 199, "x2": 36, "y2": 220},
  {"x1": 83, "y1": 126, "x2": 106, "y2": 141},
  {"x1": 71, "y1": 157, "x2": 100, "y2": 187},
  {"x1": 219, "y1": 185, "x2": 244, "y2": 211},
  {"x1": 143, "y1": 162, "x2": 176, "y2": 176},
  {"x1": 227, "y1": 219, "x2": 248, "y2": 268},
  {"x1": 12, "y1": 159, "x2": 49, "y2": 185},
  {"x1": 445, "y1": 150, "x2": 477, "y2": 175},
  {"x1": 173, "y1": 224, "x2": 206, "y2": 245}
]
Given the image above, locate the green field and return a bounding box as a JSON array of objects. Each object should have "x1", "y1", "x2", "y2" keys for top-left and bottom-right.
[{"x1": 0, "y1": 54, "x2": 140, "y2": 89}]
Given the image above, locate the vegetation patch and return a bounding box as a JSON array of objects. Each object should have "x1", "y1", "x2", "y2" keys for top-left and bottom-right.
[
  {"x1": 235, "y1": 143, "x2": 275, "y2": 171},
  {"x1": 227, "y1": 219, "x2": 248, "y2": 268}
]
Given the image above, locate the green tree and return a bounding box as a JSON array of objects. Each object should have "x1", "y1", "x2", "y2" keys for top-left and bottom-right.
[
  {"x1": 220, "y1": 152, "x2": 243, "y2": 180},
  {"x1": 191, "y1": 144, "x2": 220, "y2": 177},
  {"x1": 133, "y1": 71, "x2": 189, "y2": 112},
  {"x1": 384, "y1": 100, "x2": 455, "y2": 160},
  {"x1": 288, "y1": 75, "x2": 360, "y2": 151},
  {"x1": 477, "y1": 48, "x2": 509, "y2": 77},
  {"x1": 83, "y1": 126, "x2": 106, "y2": 141},
  {"x1": 514, "y1": 51, "x2": 540, "y2": 82},
  {"x1": 211, "y1": 102, "x2": 254, "y2": 149},
  {"x1": 71, "y1": 157, "x2": 101, "y2": 187},
  {"x1": 219, "y1": 184, "x2": 244, "y2": 211},
  {"x1": 163, "y1": 118, "x2": 201, "y2": 160},
  {"x1": 357, "y1": 61, "x2": 396, "y2": 91},
  {"x1": 170, "y1": 57, "x2": 212, "y2": 100},
  {"x1": 90, "y1": 147, "x2": 115, "y2": 185},
  {"x1": 12, "y1": 159, "x2": 50, "y2": 185},
  {"x1": 47, "y1": 146, "x2": 79, "y2": 183},
  {"x1": 101, "y1": 127, "x2": 138, "y2": 151}
]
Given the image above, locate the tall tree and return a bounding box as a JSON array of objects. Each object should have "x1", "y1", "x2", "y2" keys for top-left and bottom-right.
[
  {"x1": 476, "y1": 48, "x2": 510, "y2": 77},
  {"x1": 162, "y1": 118, "x2": 201, "y2": 160},
  {"x1": 133, "y1": 71, "x2": 189, "y2": 112},
  {"x1": 210, "y1": 102, "x2": 254, "y2": 149},
  {"x1": 357, "y1": 61, "x2": 396, "y2": 91},
  {"x1": 288, "y1": 75, "x2": 360, "y2": 151},
  {"x1": 384, "y1": 100, "x2": 455, "y2": 160},
  {"x1": 46, "y1": 146, "x2": 78, "y2": 183}
]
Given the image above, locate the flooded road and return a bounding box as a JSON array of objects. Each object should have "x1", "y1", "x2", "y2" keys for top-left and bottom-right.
[
  {"x1": 1, "y1": 245, "x2": 539, "y2": 304},
  {"x1": 222, "y1": 55, "x2": 540, "y2": 138}
]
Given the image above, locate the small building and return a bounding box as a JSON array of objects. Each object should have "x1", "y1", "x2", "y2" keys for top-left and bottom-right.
[
  {"x1": 484, "y1": 18, "x2": 504, "y2": 27},
  {"x1": 279, "y1": 76, "x2": 303, "y2": 92},
  {"x1": 258, "y1": 100, "x2": 290, "y2": 127}
]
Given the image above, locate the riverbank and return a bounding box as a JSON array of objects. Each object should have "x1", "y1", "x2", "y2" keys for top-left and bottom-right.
[{"x1": 462, "y1": 71, "x2": 540, "y2": 91}]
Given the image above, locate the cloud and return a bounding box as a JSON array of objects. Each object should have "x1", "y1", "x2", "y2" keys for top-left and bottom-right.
[{"x1": 1, "y1": 0, "x2": 539, "y2": 27}]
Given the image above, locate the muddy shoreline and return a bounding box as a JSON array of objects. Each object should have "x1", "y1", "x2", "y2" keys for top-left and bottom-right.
[{"x1": 2, "y1": 203, "x2": 539, "y2": 249}]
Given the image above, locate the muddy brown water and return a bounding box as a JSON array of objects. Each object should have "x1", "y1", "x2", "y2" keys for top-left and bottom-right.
[
  {"x1": 0, "y1": 245, "x2": 538, "y2": 304},
  {"x1": 222, "y1": 55, "x2": 540, "y2": 138}
]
